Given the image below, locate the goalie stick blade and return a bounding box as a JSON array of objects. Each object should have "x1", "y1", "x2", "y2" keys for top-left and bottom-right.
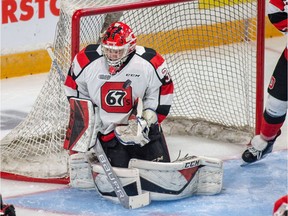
[{"x1": 128, "y1": 192, "x2": 150, "y2": 209}]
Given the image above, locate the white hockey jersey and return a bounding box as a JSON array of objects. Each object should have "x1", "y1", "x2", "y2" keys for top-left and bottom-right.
[{"x1": 64, "y1": 45, "x2": 174, "y2": 135}]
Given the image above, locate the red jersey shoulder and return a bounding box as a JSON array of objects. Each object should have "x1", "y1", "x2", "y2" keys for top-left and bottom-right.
[
  {"x1": 76, "y1": 44, "x2": 102, "y2": 69},
  {"x1": 137, "y1": 47, "x2": 165, "y2": 70},
  {"x1": 269, "y1": 0, "x2": 285, "y2": 11}
]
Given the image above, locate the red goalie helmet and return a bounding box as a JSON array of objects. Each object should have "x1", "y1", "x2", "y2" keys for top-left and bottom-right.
[{"x1": 101, "y1": 22, "x2": 137, "y2": 75}]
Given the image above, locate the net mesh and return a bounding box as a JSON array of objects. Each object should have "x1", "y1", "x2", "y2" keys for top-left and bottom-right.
[{"x1": 0, "y1": 0, "x2": 260, "y2": 180}]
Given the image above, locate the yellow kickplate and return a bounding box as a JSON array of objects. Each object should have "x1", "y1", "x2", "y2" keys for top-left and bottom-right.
[
  {"x1": 1, "y1": 50, "x2": 51, "y2": 79},
  {"x1": 0, "y1": 17, "x2": 282, "y2": 79},
  {"x1": 199, "y1": 0, "x2": 253, "y2": 9}
]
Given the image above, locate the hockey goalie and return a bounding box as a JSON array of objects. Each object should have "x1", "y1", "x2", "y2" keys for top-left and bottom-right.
[{"x1": 63, "y1": 21, "x2": 223, "y2": 208}]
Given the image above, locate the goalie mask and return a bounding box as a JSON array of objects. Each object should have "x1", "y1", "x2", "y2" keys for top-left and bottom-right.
[{"x1": 101, "y1": 22, "x2": 137, "y2": 75}]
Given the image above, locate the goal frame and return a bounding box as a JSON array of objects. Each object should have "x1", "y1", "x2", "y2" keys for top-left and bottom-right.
[
  {"x1": 0, "y1": 0, "x2": 266, "y2": 184},
  {"x1": 71, "y1": 0, "x2": 265, "y2": 135}
]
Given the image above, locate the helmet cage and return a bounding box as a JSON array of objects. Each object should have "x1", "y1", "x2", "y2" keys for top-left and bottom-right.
[{"x1": 101, "y1": 38, "x2": 136, "y2": 68}]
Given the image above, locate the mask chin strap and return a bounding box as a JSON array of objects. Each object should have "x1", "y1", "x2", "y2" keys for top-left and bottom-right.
[{"x1": 107, "y1": 55, "x2": 129, "y2": 75}]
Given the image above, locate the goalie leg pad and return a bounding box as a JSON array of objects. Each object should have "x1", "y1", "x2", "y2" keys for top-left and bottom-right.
[
  {"x1": 196, "y1": 165, "x2": 223, "y2": 195},
  {"x1": 69, "y1": 153, "x2": 95, "y2": 189},
  {"x1": 92, "y1": 163, "x2": 143, "y2": 203},
  {"x1": 128, "y1": 156, "x2": 223, "y2": 201},
  {"x1": 195, "y1": 156, "x2": 224, "y2": 195}
]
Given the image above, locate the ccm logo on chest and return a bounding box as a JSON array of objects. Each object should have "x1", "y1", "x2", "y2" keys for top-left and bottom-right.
[{"x1": 126, "y1": 73, "x2": 140, "y2": 77}]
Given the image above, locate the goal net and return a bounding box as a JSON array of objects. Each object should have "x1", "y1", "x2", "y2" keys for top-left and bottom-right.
[{"x1": 0, "y1": 0, "x2": 264, "y2": 182}]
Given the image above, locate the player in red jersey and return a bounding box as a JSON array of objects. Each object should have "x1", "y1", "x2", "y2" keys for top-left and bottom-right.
[{"x1": 242, "y1": 0, "x2": 287, "y2": 163}]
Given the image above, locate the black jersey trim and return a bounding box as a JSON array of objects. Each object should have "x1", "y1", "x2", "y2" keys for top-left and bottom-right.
[
  {"x1": 139, "y1": 47, "x2": 157, "y2": 62},
  {"x1": 74, "y1": 44, "x2": 102, "y2": 79},
  {"x1": 264, "y1": 110, "x2": 287, "y2": 124},
  {"x1": 156, "y1": 104, "x2": 171, "y2": 117},
  {"x1": 85, "y1": 44, "x2": 102, "y2": 62},
  {"x1": 268, "y1": 12, "x2": 288, "y2": 26}
]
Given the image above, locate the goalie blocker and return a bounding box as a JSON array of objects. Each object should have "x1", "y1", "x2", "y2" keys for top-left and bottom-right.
[{"x1": 64, "y1": 98, "x2": 223, "y2": 204}]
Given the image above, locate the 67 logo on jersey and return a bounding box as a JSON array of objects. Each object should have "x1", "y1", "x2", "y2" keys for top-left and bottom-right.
[{"x1": 101, "y1": 82, "x2": 133, "y2": 113}]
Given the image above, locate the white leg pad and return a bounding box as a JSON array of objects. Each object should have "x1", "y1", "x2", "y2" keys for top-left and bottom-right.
[
  {"x1": 69, "y1": 153, "x2": 95, "y2": 189},
  {"x1": 128, "y1": 156, "x2": 223, "y2": 200},
  {"x1": 196, "y1": 165, "x2": 223, "y2": 195}
]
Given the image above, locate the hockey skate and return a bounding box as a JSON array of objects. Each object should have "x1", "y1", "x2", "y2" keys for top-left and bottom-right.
[
  {"x1": 241, "y1": 131, "x2": 280, "y2": 166},
  {"x1": 0, "y1": 194, "x2": 16, "y2": 216}
]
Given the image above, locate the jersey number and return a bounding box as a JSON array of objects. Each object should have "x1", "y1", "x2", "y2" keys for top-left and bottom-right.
[{"x1": 101, "y1": 82, "x2": 132, "y2": 113}]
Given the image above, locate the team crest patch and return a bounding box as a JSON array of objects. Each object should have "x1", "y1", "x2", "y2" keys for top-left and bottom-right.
[
  {"x1": 268, "y1": 76, "x2": 276, "y2": 90},
  {"x1": 98, "y1": 74, "x2": 111, "y2": 80}
]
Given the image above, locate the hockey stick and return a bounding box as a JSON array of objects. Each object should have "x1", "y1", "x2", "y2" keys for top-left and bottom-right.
[
  {"x1": 136, "y1": 97, "x2": 144, "y2": 136},
  {"x1": 46, "y1": 43, "x2": 66, "y2": 82},
  {"x1": 90, "y1": 95, "x2": 150, "y2": 209},
  {"x1": 92, "y1": 136, "x2": 150, "y2": 209}
]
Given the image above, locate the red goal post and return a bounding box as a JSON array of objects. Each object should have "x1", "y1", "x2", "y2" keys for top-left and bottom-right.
[{"x1": 0, "y1": 0, "x2": 265, "y2": 183}]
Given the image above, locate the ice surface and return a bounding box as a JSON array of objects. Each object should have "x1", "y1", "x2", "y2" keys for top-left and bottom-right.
[{"x1": 0, "y1": 37, "x2": 287, "y2": 216}]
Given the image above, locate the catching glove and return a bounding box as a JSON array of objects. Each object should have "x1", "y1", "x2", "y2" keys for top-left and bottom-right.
[{"x1": 115, "y1": 98, "x2": 157, "y2": 147}]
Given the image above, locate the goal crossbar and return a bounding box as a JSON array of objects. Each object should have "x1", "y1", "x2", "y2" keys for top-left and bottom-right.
[{"x1": 0, "y1": 0, "x2": 265, "y2": 183}]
